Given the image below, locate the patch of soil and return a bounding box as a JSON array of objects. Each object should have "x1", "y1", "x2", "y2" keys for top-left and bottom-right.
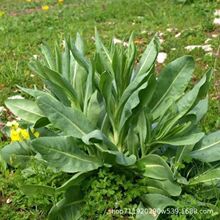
[
  {"x1": 9, "y1": 7, "x2": 42, "y2": 16},
  {"x1": 206, "y1": 26, "x2": 220, "y2": 38}
]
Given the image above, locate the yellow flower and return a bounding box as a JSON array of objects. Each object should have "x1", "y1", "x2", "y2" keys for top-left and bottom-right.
[
  {"x1": 9, "y1": 122, "x2": 40, "y2": 142},
  {"x1": 20, "y1": 129, "x2": 30, "y2": 140},
  {"x1": 10, "y1": 128, "x2": 22, "y2": 142},
  {"x1": 58, "y1": 0, "x2": 64, "y2": 3},
  {"x1": 26, "y1": 0, "x2": 32, "y2": 2},
  {"x1": 42, "y1": 5, "x2": 49, "y2": 11},
  {"x1": 10, "y1": 128, "x2": 30, "y2": 142}
]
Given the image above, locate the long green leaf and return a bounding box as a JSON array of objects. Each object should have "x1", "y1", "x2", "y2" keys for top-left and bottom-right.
[
  {"x1": 49, "y1": 186, "x2": 83, "y2": 220},
  {"x1": 32, "y1": 136, "x2": 102, "y2": 173},
  {"x1": 31, "y1": 62, "x2": 79, "y2": 106},
  {"x1": 41, "y1": 44, "x2": 55, "y2": 70},
  {"x1": 190, "y1": 131, "x2": 220, "y2": 162},
  {"x1": 17, "y1": 86, "x2": 48, "y2": 98},
  {"x1": 157, "y1": 132, "x2": 204, "y2": 146},
  {"x1": 155, "y1": 71, "x2": 210, "y2": 140},
  {"x1": 137, "y1": 194, "x2": 176, "y2": 220},
  {"x1": 138, "y1": 154, "x2": 174, "y2": 181},
  {"x1": 36, "y1": 95, "x2": 94, "y2": 138},
  {"x1": 146, "y1": 179, "x2": 181, "y2": 197},
  {"x1": 187, "y1": 97, "x2": 208, "y2": 123},
  {"x1": 86, "y1": 91, "x2": 102, "y2": 127},
  {"x1": 95, "y1": 28, "x2": 113, "y2": 74},
  {"x1": 82, "y1": 130, "x2": 117, "y2": 151},
  {"x1": 150, "y1": 56, "x2": 195, "y2": 119},
  {"x1": 57, "y1": 172, "x2": 93, "y2": 191},
  {"x1": 189, "y1": 168, "x2": 220, "y2": 185},
  {"x1": 0, "y1": 141, "x2": 33, "y2": 167},
  {"x1": 68, "y1": 38, "x2": 90, "y2": 72},
  {"x1": 135, "y1": 35, "x2": 159, "y2": 77},
  {"x1": 5, "y1": 99, "x2": 44, "y2": 123}
]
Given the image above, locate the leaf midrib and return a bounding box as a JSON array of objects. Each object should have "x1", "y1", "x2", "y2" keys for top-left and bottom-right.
[
  {"x1": 152, "y1": 61, "x2": 191, "y2": 111},
  {"x1": 193, "y1": 139, "x2": 220, "y2": 152},
  {"x1": 8, "y1": 102, "x2": 43, "y2": 118},
  {"x1": 39, "y1": 99, "x2": 87, "y2": 136},
  {"x1": 39, "y1": 144, "x2": 96, "y2": 164},
  {"x1": 137, "y1": 41, "x2": 155, "y2": 75}
]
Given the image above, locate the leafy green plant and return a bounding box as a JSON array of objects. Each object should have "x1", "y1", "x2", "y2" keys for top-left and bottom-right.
[
  {"x1": 81, "y1": 167, "x2": 149, "y2": 219},
  {"x1": 1, "y1": 31, "x2": 220, "y2": 219}
]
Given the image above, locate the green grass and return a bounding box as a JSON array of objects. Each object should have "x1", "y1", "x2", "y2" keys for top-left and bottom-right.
[{"x1": 0, "y1": 0, "x2": 220, "y2": 219}]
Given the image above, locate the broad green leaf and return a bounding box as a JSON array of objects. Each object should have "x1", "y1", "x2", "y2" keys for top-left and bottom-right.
[
  {"x1": 62, "y1": 39, "x2": 71, "y2": 81},
  {"x1": 158, "y1": 132, "x2": 204, "y2": 146},
  {"x1": 95, "y1": 28, "x2": 113, "y2": 75},
  {"x1": 135, "y1": 35, "x2": 159, "y2": 77},
  {"x1": 81, "y1": 130, "x2": 136, "y2": 166},
  {"x1": 119, "y1": 81, "x2": 149, "y2": 129},
  {"x1": 68, "y1": 37, "x2": 90, "y2": 72},
  {"x1": 120, "y1": 73, "x2": 156, "y2": 131},
  {"x1": 195, "y1": 68, "x2": 212, "y2": 101},
  {"x1": 117, "y1": 67, "x2": 153, "y2": 114},
  {"x1": 138, "y1": 154, "x2": 174, "y2": 181},
  {"x1": 55, "y1": 44, "x2": 62, "y2": 74},
  {"x1": 146, "y1": 179, "x2": 181, "y2": 197},
  {"x1": 99, "y1": 71, "x2": 114, "y2": 117},
  {"x1": 17, "y1": 86, "x2": 49, "y2": 98},
  {"x1": 5, "y1": 99, "x2": 44, "y2": 124},
  {"x1": 190, "y1": 131, "x2": 220, "y2": 162},
  {"x1": 121, "y1": 33, "x2": 136, "y2": 89},
  {"x1": 133, "y1": 111, "x2": 149, "y2": 156},
  {"x1": 82, "y1": 131, "x2": 136, "y2": 166},
  {"x1": 75, "y1": 33, "x2": 84, "y2": 54},
  {"x1": 187, "y1": 98, "x2": 208, "y2": 123},
  {"x1": 32, "y1": 136, "x2": 102, "y2": 173},
  {"x1": 112, "y1": 45, "x2": 123, "y2": 96},
  {"x1": 83, "y1": 65, "x2": 94, "y2": 113},
  {"x1": 31, "y1": 62, "x2": 79, "y2": 106},
  {"x1": 115, "y1": 153, "x2": 136, "y2": 166},
  {"x1": 36, "y1": 95, "x2": 94, "y2": 138},
  {"x1": 127, "y1": 126, "x2": 139, "y2": 158},
  {"x1": 73, "y1": 65, "x2": 87, "y2": 107},
  {"x1": 82, "y1": 130, "x2": 117, "y2": 151},
  {"x1": 137, "y1": 194, "x2": 176, "y2": 220},
  {"x1": 145, "y1": 186, "x2": 167, "y2": 196},
  {"x1": 176, "y1": 72, "x2": 210, "y2": 114},
  {"x1": 49, "y1": 200, "x2": 83, "y2": 220},
  {"x1": 57, "y1": 172, "x2": 93, "y2": 191},
  {"x1": 46, "y1": 80, "x2": 71, "y2": 106},
  {"x1": 189, "y1": 168, "x2": 220, "y2": 185},
  {"x1": 162, "y1": 116, "x2": 195, "y2": 139},
  {"x1": 150, "y1": 56, "x2": 195, "y2": 119},
  {"x1": 0, "y1": 141, "x2": 33, "y2": 167},
  {"x1": 49, "y1": 186, "x2": 83, "y2": 220},
  {"x1": 34, "y1": 117, "x2": 50, "y2": 128},
  {"x1": 155, "y1": 71, "x2": 210, "y2": 140},
  {"x1": 174, "y1": 145, "x2": 194, "y2": 175},
  {"x1": 41, "y1": 44, "x2": 55, "y2": 70},
  {"x1": 86, "y1": 91, "x2": 102, "y2": 127}
]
